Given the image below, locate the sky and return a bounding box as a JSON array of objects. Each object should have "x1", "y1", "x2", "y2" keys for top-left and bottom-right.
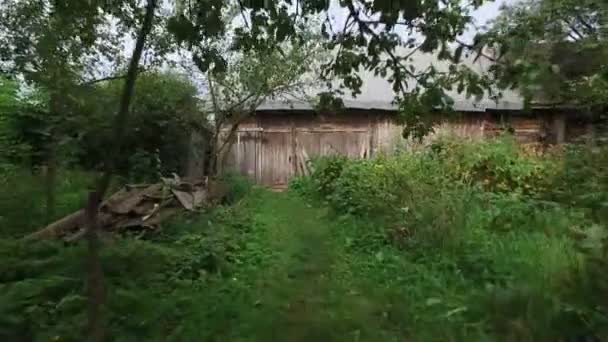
[
  {"x1": 467, "y1": 0, "x2": 520, "y2": 35},
  {"x1": 322, "y1": 0, "x2": 520, "y2": 44},
  {"x1": 472, "y1": 0, "x2": 517, "y2": 25}
]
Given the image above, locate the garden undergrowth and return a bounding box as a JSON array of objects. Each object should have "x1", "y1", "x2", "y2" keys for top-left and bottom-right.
[{"x1": 1, "y1": 137, "x2": 607, "y2": 341}]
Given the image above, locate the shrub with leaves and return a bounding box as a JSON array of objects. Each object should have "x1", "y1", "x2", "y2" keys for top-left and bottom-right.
[
  {"x1": 430, "y1": 136, "x2": 557, "y2": 196},
  {"x1": 308, "y1": 155, "x2": 350, "y2": 197},
  {"x1": 548, "y1": 145, "x2": 608, "y2": 223}
]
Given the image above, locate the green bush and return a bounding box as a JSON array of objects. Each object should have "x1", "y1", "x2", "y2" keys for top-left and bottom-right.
[
  {"x1": 287, "y1": 175, "x2": 315, "y2": 197},
  {"x1": 430, "y1": 136, "x2": 556, "y2": 196},
  {"x1": 308, "y1": 155, "x2": 349, "y2": 197},
  {"x1": 0, "y1": 194, "x2": 257, "y2": 341},
  {"x1": 548, "y1": 145, "x2": 608, "y2": 223},
  {"x1": 306, "y1": 152, "x2": 476, "y2": 248},
  {"x1": 218, "y1": 171, "x2": 253, "y2": 204},
  {"x1": 293, "y1": 137, "x2": 608, "y2": 340}
]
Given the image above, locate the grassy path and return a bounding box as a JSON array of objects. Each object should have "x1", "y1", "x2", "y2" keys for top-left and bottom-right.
[{"x1": 204, "y1": 190, "x2": 404, "y2": 342}]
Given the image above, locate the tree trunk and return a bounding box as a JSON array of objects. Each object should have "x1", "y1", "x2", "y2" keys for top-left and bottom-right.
[
  {"x1": 46, "y1": 89, "x2": 61, "y2": 223},
  {"x1": 85, "y1": 191, "x2": 105, "y2": 342},
  {"x1": 44, "y1": 147, "x2": 56, "y2": 223},
  {"x1": 85, "y1": 1, "x2": 158, "y2": 341},
  {"x1": 186, "y1": 130, "x2": 206, "y2": 179},
  {"x1": 95, "y1": 0, "x2": 158, "y2": 198},
  {"x1": 206, "y1": 127, "x2": 221, "y2": 176}
]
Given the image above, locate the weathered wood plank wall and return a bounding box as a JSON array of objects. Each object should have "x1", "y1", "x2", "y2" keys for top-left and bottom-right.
[{"x1": 221, "y1": 110, "x2": 591, "y2": 187}]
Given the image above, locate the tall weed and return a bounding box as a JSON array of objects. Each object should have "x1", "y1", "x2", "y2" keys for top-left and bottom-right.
[
  {"x1": 294, "y1": 137, "x2": 605, "y2": 340},
  {"x1": 0, "y1": 168, "x2": 92, "y2": 238},
  {"x1": 430, "y1": 135, "x2": 557, "y2": 196}
]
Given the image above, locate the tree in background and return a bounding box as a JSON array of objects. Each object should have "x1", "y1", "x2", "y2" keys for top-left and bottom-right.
[
  {"x1": 0, "y1": 78, "x2": 34, "y2": 170},
  {"x1": 206, "y1": 43, "x2": 327, "y2": 174},
  {"x1": 476, "y1": 0, "x2": 608, "y2": 108},
  {"x1": 82, "y1": 72, "x2": 204, "y2": 181},
  {"x1": 182, "y1": 9, "x2": 329, "y2": 174},
  {"x1": 0, "y1": 0, "x2": 141, "y2": 221}
]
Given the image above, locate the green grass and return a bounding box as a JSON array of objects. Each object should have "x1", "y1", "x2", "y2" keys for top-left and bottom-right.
[
  {"x1": 165, "y1": 188, "x2": 588, "y2": 341},
  {"x1": 0, "y1": 186, "x2": 599, "y2": 341},
  {"x1": 1, "y1": 138, "x2": 607, "y2": 341},
  {"x1": 174, "y1": 190, "x2": 408, "y2": 341}
]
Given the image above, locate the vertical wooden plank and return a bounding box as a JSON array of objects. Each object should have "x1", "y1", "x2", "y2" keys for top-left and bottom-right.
[
  {"x1": 259, "y1": 131, "x2": 292, "y2": 187},
  {"x1": 368, "y1": 112, "x2": 375, "y2": 158},
  {"x1": 236, "y1": 132, "x2": 240, "y2": 169},
  {"x1": 553, "y1": 112, "x2": 566, "y2": 144},
  {"x1": 585, "y1": 121, "x2": 596, "y2": 146},
  {"x1": 291, "y1": 116, "x2": 297, "y2": 176},
  {"x1": 256, "y1": 116, "x2": 262, "y2": 184}
]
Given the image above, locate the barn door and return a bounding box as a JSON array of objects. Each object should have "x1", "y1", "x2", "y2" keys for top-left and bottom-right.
[
  {"x1": 293, "y1": 127, "x2": 372, "y2": 177},
  {"x1": 259, "y1": 128, "x2": 293, "y2": 188},
  {"x1": 221, "y1": 128, "x2": 260, "y2": 181}
]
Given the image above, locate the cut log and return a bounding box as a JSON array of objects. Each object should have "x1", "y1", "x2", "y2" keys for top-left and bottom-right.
[{"x1": 24, "y1": 210, "x2": 85, "y2": 240}]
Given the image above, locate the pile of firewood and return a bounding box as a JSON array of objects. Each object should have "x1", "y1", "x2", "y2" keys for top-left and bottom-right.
[{"x1": 25, "y1": 177, "x2": 226, "y2": 241}]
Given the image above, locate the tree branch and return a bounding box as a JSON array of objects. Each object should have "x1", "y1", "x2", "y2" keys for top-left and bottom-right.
[
  {"x1": 563, "y1": 19, "x2": 584, "y2": 40},
  {"x1": 323, "y1": 13, "x2": 335, "y2": 35},
  {"x1": 81, "y1": 74, "x2": 127, "y2": 86},
  {"x1": 345, "y1": 4, "x2": 414, "y2": 96},
  {"x1": 81, "y1": 68, "x2": 151, "y2": 87},
  {"x1": 455, "y1": 39, "x2": 500, "y2": 63},
  {"x1": 576, "y1": 14, "x2": 595, "y2": 34},
  {"x1": 207, "y1": 70, "x2": 221, "y2": 118},
  {"x1": 237, "y1": 0, "x2": 251, "y2": 29},
  {"x1": 95, "y1": 0, "x2": 157, "y2": 199}
]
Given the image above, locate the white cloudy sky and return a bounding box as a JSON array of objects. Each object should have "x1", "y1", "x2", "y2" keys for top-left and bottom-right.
[
  {"x1": 324, "y1": 0, "x2": 520, "y2": 41},
  {"x1": 468, "y1": 0, "x2": 519, "y2": 32}
]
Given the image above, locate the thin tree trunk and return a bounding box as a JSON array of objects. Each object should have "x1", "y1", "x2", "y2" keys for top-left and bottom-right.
[
  {"x1": 85, "y1": 191, "x2": 104, "y2": 342},
  {"x1": 85, "y1": 1, "x2": 158, "y2": 341},
  {"x1": 95, "y1": 0, "x2": 158, "y2": 198},
  {"x1": 44, "y1": 147, "x2": 56, "y2": 223},
  {"x1": 46, "y1": 89, "x2": 61, "y2": 223}
]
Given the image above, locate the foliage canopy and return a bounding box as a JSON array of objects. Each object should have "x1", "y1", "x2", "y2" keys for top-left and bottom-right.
[{"x1": 478, "y1": 0, "x2": 608, "y2": 108}]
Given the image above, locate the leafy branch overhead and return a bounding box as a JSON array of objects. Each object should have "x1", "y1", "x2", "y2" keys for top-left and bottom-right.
[
  {"x1": 169, "y1": 0, "x2": 497, "y2": 138},
  {"x1": 474, "y1": 0, "x2": 608, "y2": 108}
]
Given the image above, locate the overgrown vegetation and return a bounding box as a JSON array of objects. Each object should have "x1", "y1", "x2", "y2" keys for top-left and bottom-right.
[
  {"x1": 0, "y1": 171, "x2": 255, "y2": 341},
  {"x1": 2, "y1": 138, "x2": 605, "y2": 341},
  {"x1": 0, "y1": 72, "x2": 202, "y2": 183},
  {"x1": 0, "y1": 0, "x2": 606, "y2": 340},
  {"x1": 291, "y1": 137, "x2": 608, "y2": 340}
]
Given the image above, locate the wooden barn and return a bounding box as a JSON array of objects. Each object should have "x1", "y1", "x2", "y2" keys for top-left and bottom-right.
[
  {"x1": 218, "y1": 54, "x2": 599, "y2": 188},
  {"x1": 220, "y1": 105, "x2": 596, "y2": 188}
]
